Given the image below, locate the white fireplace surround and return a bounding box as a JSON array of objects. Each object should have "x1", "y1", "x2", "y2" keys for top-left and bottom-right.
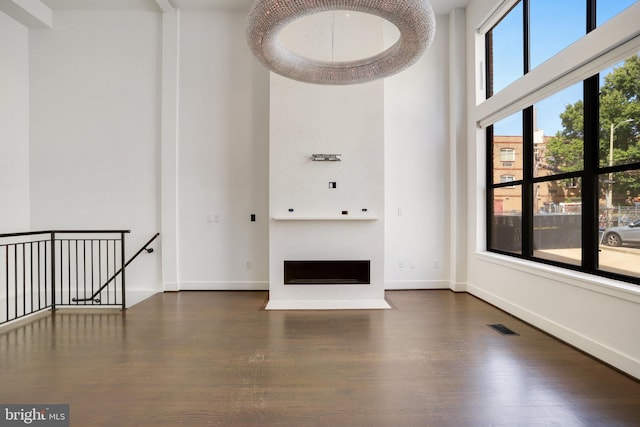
[{"x1": 267, "y1": 12, "x2": 389, "y2": 309}]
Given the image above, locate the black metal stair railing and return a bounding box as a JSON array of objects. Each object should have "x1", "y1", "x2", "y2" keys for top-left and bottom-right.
[
  {"x1": 0, "y1": 230, "x2": 159, "y2": 326},
  {"x1": 73, "y1": 232, "x2": 159, "y2": 304}
]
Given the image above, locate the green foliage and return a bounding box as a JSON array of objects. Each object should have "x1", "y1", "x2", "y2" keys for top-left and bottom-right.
[
  {"x1": 545, "y1": 55, "x2": 640, "y2": 202},
  {"x1": 546, "y1": 100, "x2": 584, "y2": 173}
]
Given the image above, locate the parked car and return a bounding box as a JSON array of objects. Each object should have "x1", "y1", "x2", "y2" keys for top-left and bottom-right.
[{"x1": 602, "y1": 218, "x2": 640, "y2": 246}]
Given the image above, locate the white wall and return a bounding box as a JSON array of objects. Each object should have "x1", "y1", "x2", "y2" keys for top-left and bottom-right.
[
  {"x1": 175, "y1": 9, "x2": 454, "y2": 299},
  {"x1": 384, "y1": 15, "x2": 451, "y2": 290},
  {"x1": 28, "y1": 10, "x2": 162, "y2": 302},
  {"x1": 1, "y1": 4, "x2": 456, "y2": 307},
  {"x1": 176, "y1": 10, "x2": 269, "y2": 290},
  {"x1": 465, "y1": 0, "x2": 640, "y2": 378},
  {"x1": 268, "y1": 12, "x2": 387, "y2": 309},
  {"x1": 448, "y1": 8, "x2": 468, "y2": 292},
  {"x1": 0, "y1": 11, "x2": 30, "y2": 232},
  {"x1": 10, "y1": 6, "x2": 457, "y2": 302}
]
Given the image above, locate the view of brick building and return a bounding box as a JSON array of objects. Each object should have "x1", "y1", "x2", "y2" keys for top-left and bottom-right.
[{"x1": 492, "y1": 132, "x2": 581, "y2": 214}]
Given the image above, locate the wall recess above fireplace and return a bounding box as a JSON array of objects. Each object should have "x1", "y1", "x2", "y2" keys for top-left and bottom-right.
[{"x1": 284, "y1": 260, "x2": 370, "y2": 285}]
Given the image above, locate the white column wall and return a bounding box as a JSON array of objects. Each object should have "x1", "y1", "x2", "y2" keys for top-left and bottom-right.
[
  {"x1": 448, "y1": 9, "x2": 468, "y2": 292},
  {"x1": 465, "y1": 0, "x2": 640, "y2": 378},
  {"x1": 384, "y1": 15, "x2": 451, "y2": 290},
  {"x1": 160, "y1": 10, "x2": 180, "y2": 292},
  {"x1": 176, "y1": 10, "x2": 270, "y2": 290},
  {"x1": 268, "y1": 13, "x2": 387, "y2": 309},
  {"x1": 0, "y1": 11, "x2": 30, "y2": 232},
  {"x1": 28, "y1": 10, "x2": 162, "y2": 304}
]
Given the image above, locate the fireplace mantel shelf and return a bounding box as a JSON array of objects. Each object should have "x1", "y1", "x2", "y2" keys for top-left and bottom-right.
[{"x1": 272, "y1": 215, "x2": 378, "y2": 221}]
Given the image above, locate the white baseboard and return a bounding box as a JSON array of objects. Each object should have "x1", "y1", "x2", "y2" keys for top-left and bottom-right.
[
  {"x1": 179, "y1": 281, "x2": 269, "y2": 291},
  {"x1": 449, "y1": 281, "x2": 468, "y2": 292},
  {"x1": 265, "y1": 299, "x2": 392, "y2": 310},
  {"x1": 126, "y1": 289, "x2": 161, "y2": 307},
  {"x1": 163, "y1": 282, "x2": 179, "y2": 292},
  {"x1": 385, "y1": 280, "x2": 449, "y2": 290},
  {"x1": 0, "y1": 310, "x2": 50, "y2": 331},
  {"x1": 467, "y1": 283, "x2": 640, "y2": 380}
]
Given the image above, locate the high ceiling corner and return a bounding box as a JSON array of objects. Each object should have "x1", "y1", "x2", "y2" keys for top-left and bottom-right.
[
  {"x1": 0, "y1": 0, "x2": 53, "y2": 28},
  {"x1": 40, "y1": 0, "x2": 161, "y2": 12},
  {"x1": 40, "y1": 0, "x2": 471, "y2": 14}
]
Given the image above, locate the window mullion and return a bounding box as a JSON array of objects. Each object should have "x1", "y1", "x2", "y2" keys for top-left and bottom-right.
[
  {"x1": 520, "y1": 0, "x2": 531, "y2": 257},
  {"x1": 522, "y1": 107, "x2": 534, "y2": 257},
  {"x1": 485, "y1": 31, "x2": 494, "y2": 98},
  {"x1": 587, "y1": 0, "x2": 596, "y2": 33},
  {"x1": 582, "y1": 74, "x2": 600, "y2": 271},
  {"x1": 523, "y1": 0, "x2": 530, "y2": 74},
  {"x1": 486, "y1": 126, "x2": 495, "y2": 251}
]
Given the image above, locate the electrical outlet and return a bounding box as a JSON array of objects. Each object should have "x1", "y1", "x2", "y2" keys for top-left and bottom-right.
[
  {"x1": 433, "y1": 259, "x2": 440, "y2": 269},
  {"x1": 398, "y1": 261, "x2": 404, "y2": 269},
  {"x1": 245, "y1": 260, "x2": 252, "y2": 270}
]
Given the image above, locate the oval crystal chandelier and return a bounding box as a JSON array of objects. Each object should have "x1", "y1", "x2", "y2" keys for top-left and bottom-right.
[{"x1": 246, "y1": 0, "x2": 436, "y2": 85}]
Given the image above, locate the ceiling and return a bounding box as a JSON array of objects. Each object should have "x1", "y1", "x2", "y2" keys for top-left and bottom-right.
[{"x1": 41, "y1": 0, "x2": 471, "y2": 15}]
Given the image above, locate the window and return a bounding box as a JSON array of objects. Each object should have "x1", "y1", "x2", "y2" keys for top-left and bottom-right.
[
  {"x1": 530, "y1": 0, "x2": 586, "y2": 70},
  {"x1": 533, "y1": 177, "x2": 582, "y2": 266},
  {"x1": 485, "y1": 0, "x2": 637, "y2": 98},
  {"x1": 485, "y1": 1, "x2": 640, "y2": 285},
  {"x1": 489, "y1": 113, "x2": 524, "y2": 254},
  {"x1": 500, "y1": 148, "x2": 515, "y2": 161},
  {"x1": 493, "y1": 112, "x2": 523, "y2": 186},
  {"x1": 534, "y1": 83, "x2": 585, "y2": 176},
  {"x1": 486, "y1": 1, "x2": 523, "y2": 96},
  {"x1": 490, "y1": 184, "x2": 522, "y2": 254},
  {"x1": 597, "y1": 0, "x2": 638, "y2": 26},
  {"x1": 597, "y1": 54, "x2": 640, "y2": 277}
]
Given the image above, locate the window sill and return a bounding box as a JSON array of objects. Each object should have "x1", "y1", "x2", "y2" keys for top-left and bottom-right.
[{"x1": 475, "y1": 251, "x2": 640, "y2": 304}]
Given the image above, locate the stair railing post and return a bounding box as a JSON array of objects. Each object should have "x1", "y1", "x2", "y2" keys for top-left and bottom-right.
[
  {"x1": 50, "y1": 231, "x2": 56, "y2": 312},
  {"x1": 120, "y1": 232, "x2": 126, "y2": 310}
]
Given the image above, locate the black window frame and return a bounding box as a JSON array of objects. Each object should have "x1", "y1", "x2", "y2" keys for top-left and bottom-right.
[{"x1": 485, "y1": 0, "x2": 640, "y2": 285}]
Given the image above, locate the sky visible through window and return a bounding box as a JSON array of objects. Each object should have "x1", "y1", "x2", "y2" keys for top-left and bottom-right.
[{"x1": 493, "y1": 0, "x2": 637, "y2": 136}]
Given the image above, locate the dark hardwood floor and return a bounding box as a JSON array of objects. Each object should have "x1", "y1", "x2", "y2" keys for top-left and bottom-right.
[{"x1": 1, "y1": 290, "x2": 639, "y2": 426}]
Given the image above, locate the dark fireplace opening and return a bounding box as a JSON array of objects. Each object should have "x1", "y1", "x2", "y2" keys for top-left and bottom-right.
[{"x1": 284, "y1": 260, "x2": 370, "y2": 285}]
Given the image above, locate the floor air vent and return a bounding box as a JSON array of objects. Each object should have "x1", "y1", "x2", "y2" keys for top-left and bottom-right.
[{"x1": 488, "y1": 324, "x2": 519, "y2": 336}]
